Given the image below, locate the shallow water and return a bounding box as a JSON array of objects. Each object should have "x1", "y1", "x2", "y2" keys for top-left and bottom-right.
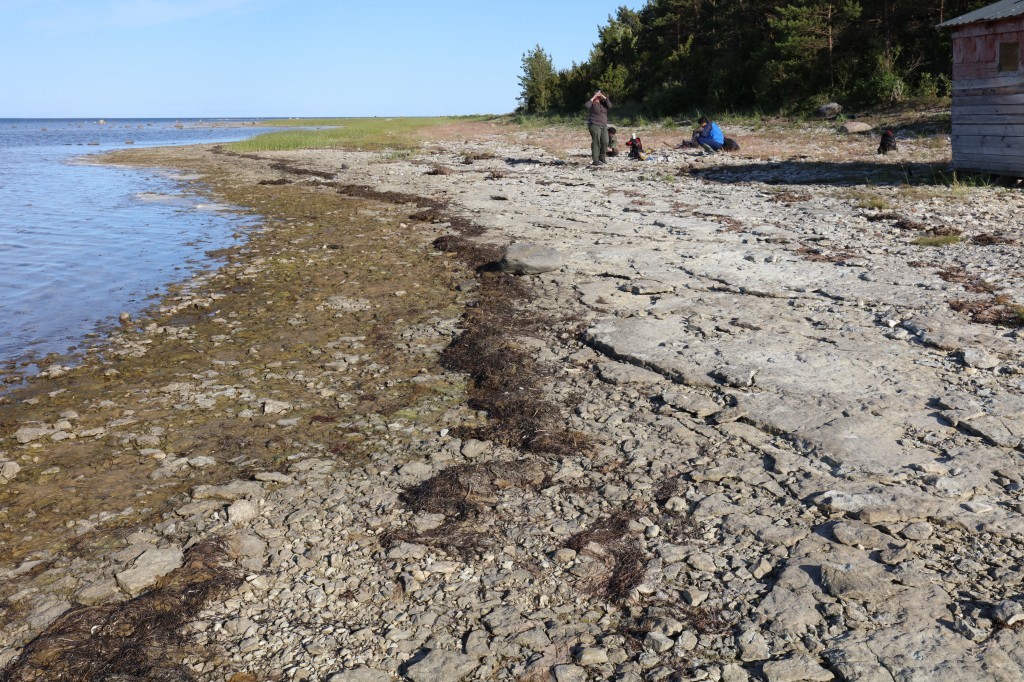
[{"x1": 0, "y1": 118, "x2": 276, "y2": 375}]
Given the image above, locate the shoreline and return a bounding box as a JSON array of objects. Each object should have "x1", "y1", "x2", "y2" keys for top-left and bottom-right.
[{"x1": 4, "y1": 120, "x2": 1024, "y2": 680}]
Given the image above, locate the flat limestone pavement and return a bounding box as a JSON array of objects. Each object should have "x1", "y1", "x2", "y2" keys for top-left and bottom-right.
[{"x1": 2, "y1": 121, "x2": 1024, "y2": 681}]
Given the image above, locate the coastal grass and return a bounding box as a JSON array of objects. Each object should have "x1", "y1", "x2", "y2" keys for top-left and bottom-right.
[
  {"x1": 914, "y1": 234, "x2": 961, "y2": 247},
  {"x1": 230, "y1": 116, "x2": 490, "y2": 152}
]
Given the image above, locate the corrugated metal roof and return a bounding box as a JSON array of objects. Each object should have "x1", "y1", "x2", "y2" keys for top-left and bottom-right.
[{"x1": 939, "y1": 0, "x2": 1024, "y2": 27}]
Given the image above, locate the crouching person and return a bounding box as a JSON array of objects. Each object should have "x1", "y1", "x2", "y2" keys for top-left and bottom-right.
[{"x1": 692, "y1": 115, "x2": 725, "y2": 152}]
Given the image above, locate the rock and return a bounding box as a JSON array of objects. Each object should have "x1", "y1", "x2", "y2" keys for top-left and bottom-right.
[
  {"x1": 13, "y1": 426, "x2": 52, "y2": 444},
  {"x1": 576, "y1": 646, "x2": 610, "y2": 664},
  {"x1": 228, "y1": 532, "x2": 268, "y2": 569},
  {"x1": 115, "y1": 546, "x2": 184, "y2": 596},
  {"x1": 26, "y1": 598, "x2": 71, "y2": 632},
  {"x1": 326, "y1": 669, "x2": 392, "y2": 682},
  {"x1": 192, "y1": 480, "x2": 264, "y2": 500},
  {"x1": 553, "y1": 664, "x2": 587, "y2": 682},
  {"x1": 721, "y1": 663, "x2": 749, "y2": 682},
  {"x1": 388, "y1": 542, "x2": 428, "y2": 560},
  {"x1": 820, "y1": 562, "x2": 892, "y2": 601},
  {"x1": 992, "y1": 599, "x2": 1024, "y2": 627},
  {"x1": 900, "y1": 521, "x2": 934, "y2": 541},
  {"x1": 461, "y1": 439, "x2": 490, "y2": 458},
  {"x1": 227, "y1": 499, "x2": 259, "y2": 525},
  {"x1": 630, "y1": 280, "x2": 675, "y2": 295},
  {"x1": 254, "y1": 471, "x2": 294, "y2": 484},
  {"x1": 840, "y1": 121, "x2": 873, "y2": 134},
  {"x1": 398, "y1": 460, "x2": 433, "y2": 478},
  {"x1": 763, "y1": 655, "x2": 835, "y2": 681},
  {"x1": 404, "y1": 649, "x2": 480, "y2": 681},
  {"x1": 483, "y1": 605, "x2": 522, "y2": 636},
  {"x1": 74, "y1": 579, "x2": 121, "y2": 606},
  {"x1": 961, "y1": 348, "x2": 999, "y2": 369},
  {"x1": 261, "y1": 399, "x2": 291, "y2": 415},
  {"x1": 831, "y1": 521, "x2": 896, "y2": 550},
  {"x1": 817, "y1": 102, "x2": 843, "y2": 118},
  {"x1": 736, "y1": 626, "x2": 771, "y2": 661},
  {"x1": 500, "y1": 243, "x2": 563, "y2": 275},
  {"x1": 554, "y1": 548, "x2": 577, "y2": 563},
  {"x1": 644, "y1": 632, "x2": 674, "y2": 654},
  {"x1": 0, "y1": 461, "x2": 20, "y2": 483}
]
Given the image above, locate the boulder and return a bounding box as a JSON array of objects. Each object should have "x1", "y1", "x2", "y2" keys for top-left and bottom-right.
[
  {"x1": 840, "y1": 121, "x2": 873, "y2": 134},
  {"x1": 817, "y1": 102, "x2": 843, "y2": 118},
  {"x1": 500, "y1": 243, "x2": 563, "y2": 275}
]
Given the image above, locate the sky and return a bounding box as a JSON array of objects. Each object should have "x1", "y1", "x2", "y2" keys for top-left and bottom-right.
[{"x1": 0, "y1": 0, "x2": 642, "y2": 118}]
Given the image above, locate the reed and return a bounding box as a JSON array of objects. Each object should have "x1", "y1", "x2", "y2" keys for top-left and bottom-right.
[{"x1": 230, "y1": 116, "x2": 488, "y2": 152}]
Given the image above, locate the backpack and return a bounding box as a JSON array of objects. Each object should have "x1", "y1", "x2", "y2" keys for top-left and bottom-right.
[
  {"x1": 627, "y1": 136, "x2": 644, "y2": 159},
  {"x1": 878, "y1": 130, "x2": 897, "y2": 155}
]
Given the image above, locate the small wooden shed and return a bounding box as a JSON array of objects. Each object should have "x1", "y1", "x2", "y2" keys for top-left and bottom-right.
[{"x1": 940, "y1": 0, "x2": 1024, "y2": 177}]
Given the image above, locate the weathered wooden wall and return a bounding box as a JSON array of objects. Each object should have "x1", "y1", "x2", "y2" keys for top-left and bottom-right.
[{"x1": 950, "y1": 16, "x2": 1024, "y2": 176}]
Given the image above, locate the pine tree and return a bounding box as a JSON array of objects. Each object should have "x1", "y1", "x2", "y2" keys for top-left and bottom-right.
[
  {"x1": 769, "y1": 0, "x2": 862, "y2": 95},
  {"x1": 517, "y1": 45, "x2": 557, "y2": 114}
]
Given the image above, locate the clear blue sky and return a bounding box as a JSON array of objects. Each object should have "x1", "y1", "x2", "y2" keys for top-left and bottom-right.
[{"x1": 0, "y1": 0, "x2": 641, "y2": 118}]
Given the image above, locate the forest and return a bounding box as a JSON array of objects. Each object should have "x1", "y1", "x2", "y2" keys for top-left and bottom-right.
[{"x1": 518, "y1": 0, "x2": 992, "y2": 116}]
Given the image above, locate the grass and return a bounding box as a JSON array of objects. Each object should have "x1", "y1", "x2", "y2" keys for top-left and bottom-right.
[
  {"x1": 845, "y1": 189, "x2": 892, "y2": 210},
  {"x1": 914, "y1": 234, "x2": 961, "y2": 247},
  {"x1": 230, "y1": 115, "x2": 490, "y2": 152}
]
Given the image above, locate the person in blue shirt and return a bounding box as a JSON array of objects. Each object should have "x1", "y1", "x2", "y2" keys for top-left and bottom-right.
[{"x1": 692, "y1": 116, "x2": 725, "y2": 152}]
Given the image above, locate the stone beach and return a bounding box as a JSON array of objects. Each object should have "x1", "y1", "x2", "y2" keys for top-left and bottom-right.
[{"x1": 2, "y1": 118, "x2": 1024, "y2": 681}]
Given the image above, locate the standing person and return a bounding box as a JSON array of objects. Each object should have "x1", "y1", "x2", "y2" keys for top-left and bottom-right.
[
  {"x1": 692, "y1": 115, "x2": 724, "y2": 152},
  {"x1": 585, "y1": 90, "x2": 612, "y2": 165}
]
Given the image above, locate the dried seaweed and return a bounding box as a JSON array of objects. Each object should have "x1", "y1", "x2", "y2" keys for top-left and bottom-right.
[
  {"x1": 566, "y1": 513, "x2": 647, "y2": 602},
  {"x1": 1, "y1": 540, "x2": 241, "y2": 682},
  {"x1": 949, "y1": 296, "x2": 1024, "y2": 327}
]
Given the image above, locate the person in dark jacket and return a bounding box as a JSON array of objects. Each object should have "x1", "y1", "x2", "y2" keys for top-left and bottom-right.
[{"x1": 585, "y1": 90, "x2": 612, "y2": 165}]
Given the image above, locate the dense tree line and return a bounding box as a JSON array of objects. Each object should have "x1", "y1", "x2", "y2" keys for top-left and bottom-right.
[{"x1": 518, "y1": 0, "x2": 990, "y2": 116}]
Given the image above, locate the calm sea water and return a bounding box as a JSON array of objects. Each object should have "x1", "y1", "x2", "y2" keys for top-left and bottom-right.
[{"x1": 0, "y1": 118, "x2": 277, "y2": 378}]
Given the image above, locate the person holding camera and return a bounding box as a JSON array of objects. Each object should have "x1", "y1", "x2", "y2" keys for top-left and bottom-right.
[{"x1": 585, "y1": 89, "x2": 612, "y2": 165}]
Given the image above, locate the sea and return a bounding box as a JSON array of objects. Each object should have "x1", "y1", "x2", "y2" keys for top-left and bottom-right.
[{"x1": 0, "y1": 118, "x2": 280, "y2": 380}]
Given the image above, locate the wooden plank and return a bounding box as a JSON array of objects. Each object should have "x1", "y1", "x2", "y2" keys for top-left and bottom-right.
[
  {"x1": 953, "y1": 103, "x2": 1024, "y2": 116},
  {"x1": 954, "y1": 161, "x2": 1024, "y2": 174},
  {"x1": 952, "y1": 113, "x2": 1024, "y2": 125},
  {"x1": 952, "y1": 149, "x2": 1024, "y2": 165},
  {"x1": 952, "y1": 132, "x2": 1024, "y2": 146},
  {"x1": 952, "y1": 75, "x2": 1023, "y2": 90},
  {"x1": 952, "y1": 123, "x2": 1024, "y2": 136},
  {"x1": 952, "y1": 160, "x2": 1024, "y2": 176},
  {"x1": 953, "y1": 82, "x2": 1024, "y2": 97},
  {"x1": 952, "y1": 92, "x2": 1024, "y2": 106},
  {"x1": 952, "y1": 142, "x2": 1024, "y2": 159},
  {"x1": 953, "y1": 19, "x2": 1024, "y2": 41}
]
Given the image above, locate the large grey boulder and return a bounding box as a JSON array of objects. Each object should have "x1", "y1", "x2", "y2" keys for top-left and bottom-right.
[
  {"x1": 840, "y1": 121, "x2": 873, "y2": 134},
  {"x1": 500, "y1": 243, "x2": 563, "y2": 275},
  {"x1": 817, "y1": 102, "x2": 843, "y2": 118}
]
